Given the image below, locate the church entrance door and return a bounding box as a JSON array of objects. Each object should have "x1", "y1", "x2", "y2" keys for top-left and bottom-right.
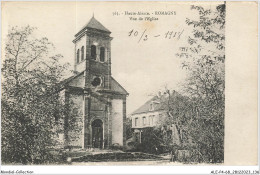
[{"x1": 91, "y1": 119, "x2": 103, "y2": 148}]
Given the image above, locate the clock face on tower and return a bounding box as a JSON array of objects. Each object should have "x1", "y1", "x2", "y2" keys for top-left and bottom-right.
[{"x1": 91, "y1": 77, "x2": 102, "y2": 87}]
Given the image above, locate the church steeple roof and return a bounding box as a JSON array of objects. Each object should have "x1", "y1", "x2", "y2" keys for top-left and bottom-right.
[{"x1": 75, "y1": 16, "x2": 111, "y2": 37}]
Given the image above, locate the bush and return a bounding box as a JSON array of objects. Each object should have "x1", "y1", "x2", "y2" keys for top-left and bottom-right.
[{"x1": 133, "y1": 128, "x2": 166, "y2": 154}]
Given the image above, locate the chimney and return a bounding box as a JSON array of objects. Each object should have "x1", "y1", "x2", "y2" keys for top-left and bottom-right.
[{"x1": 158, "y1": 91, "x2": 162, "y2": 97}]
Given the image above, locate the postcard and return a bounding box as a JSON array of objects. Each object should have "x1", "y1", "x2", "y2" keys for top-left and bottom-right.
[{"x1": 1, "y1": 1, "x2": 258, "y2": 174}]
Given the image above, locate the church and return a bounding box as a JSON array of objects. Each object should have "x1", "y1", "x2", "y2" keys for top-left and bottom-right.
[{"x1": 58, "y1": 16, "x2": 128, "y2": 149}]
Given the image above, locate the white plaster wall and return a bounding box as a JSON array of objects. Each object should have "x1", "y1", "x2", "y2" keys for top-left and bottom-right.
[
  {"x1": 131, "y1": 111, "x2": 165, "y2": 128},
  {"x1": 76, "y1": 61, "x2": 86, "y2": 72},
  {"x1": 111, "y1": 99, "x2": 123, "y2": 146}
]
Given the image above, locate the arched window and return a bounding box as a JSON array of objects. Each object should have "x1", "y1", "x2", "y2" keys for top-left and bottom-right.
[
  {"x1": 135, "y1": 118, "x2": 138, "y2": 127},
  {"x1": 81, "y1": 46, "x2": 84, "y2": 61},
  {"x1": 149, "y1": 103, "x2": 154, "y2": 111},
  {"x1": 142, "y1": 116, "x2": 146, "y2": 126},
  {"x1": 91, "y1": 45, "x2": 96, "y2": 60},
  {"x1": 149, "y1": 115, "x2": 153, "y2": 126},
  {"x1": 100, "y1": 47, "x2": 105, "y2": 62},
  {"x1": 76, "y1": 49, "x2": 80, "y2": 63}
]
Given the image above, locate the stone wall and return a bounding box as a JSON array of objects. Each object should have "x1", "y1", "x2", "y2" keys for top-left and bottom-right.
[
  {"x1": 66, "y1": 93, "x2": 84, "y2": 148},
  {"x1": 87, "y1": 34, "x2": 111, "y2": 89},
  {"x1": 64, "y1": 91, "x2": 126, "y2": 149}
]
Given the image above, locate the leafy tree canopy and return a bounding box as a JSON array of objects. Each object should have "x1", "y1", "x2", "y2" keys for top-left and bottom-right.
[{"x1": 2, "y1": 26, "x2": 70, "y2": 164}]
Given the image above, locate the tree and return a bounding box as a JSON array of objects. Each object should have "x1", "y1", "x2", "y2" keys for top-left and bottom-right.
[
  {"x1": 1, "y1": 26, "x2": 70, "y2": 164},
  {"x1": 156, "y1": 89, "x2": 196, "y2": 161},
  {"x1": 151, "y1": 4, "x2": 225, "y2": 163},
  {"x1": 126, "y1": 4, "x2": 225, "y2": 163},
  {"x1": 175, "y1": 4, "x2": 225, "y2": 163},
  {"x1": 125, "y1": 117, "x2": 133, "y2": 140}
]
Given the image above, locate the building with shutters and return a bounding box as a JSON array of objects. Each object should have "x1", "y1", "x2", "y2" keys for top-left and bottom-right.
[{"x1": 130, "y1": 92, "x2": 182, "y2": 145}]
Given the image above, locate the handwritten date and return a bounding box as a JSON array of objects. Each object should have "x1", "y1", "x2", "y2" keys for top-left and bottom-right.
[{"x1": 128, "y1": 29, "x2": 184, "y2": 43}]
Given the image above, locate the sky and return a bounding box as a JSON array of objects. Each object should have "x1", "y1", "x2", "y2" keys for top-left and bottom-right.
[{"x1": 2, "y1": 1, "x2": 221, "y2": 114}]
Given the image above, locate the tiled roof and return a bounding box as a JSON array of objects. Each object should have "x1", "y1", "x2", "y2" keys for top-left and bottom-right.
[
  {"x1": 59, "y1": 71, "x2": 84, "y2": 86},
  {"x1": 75, "y1": 16, "x2": 111, "y2": 36},
  {"x1": 131, "y1": 91, "x2": 188, "y2": 115},
  {"x1": 110, "y1": 77, "x2": 128, "y2": 95},
  {"x1": 59, "y1": 72, "x2": 128, "y2": 95},
  {"x1": 131, "y1": 96, "x2": 165, "y2": 115}
]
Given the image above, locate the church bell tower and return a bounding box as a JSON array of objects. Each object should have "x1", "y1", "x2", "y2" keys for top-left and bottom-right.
[
  {"x1": 73, "y1": 16, "x2": 113, "y2": 91},
  {"x1": 62, "y1": 16, "x2": 128, "y2": 149}
]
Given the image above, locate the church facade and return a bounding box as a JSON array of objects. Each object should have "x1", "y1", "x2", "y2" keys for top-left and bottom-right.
[{"x1": 58, "y1": 16, "x2": 128, "y2": 149}]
